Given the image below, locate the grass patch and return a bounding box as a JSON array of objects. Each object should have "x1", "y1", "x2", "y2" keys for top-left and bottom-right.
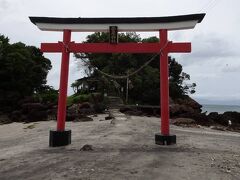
[{"x1": 67, "y1": 94, "x2": 91, "y2": 106}]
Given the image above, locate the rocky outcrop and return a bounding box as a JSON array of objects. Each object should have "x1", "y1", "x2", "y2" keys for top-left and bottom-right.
[
  {"x1": 120, "y1": 96, "x2": 203, "y2": 119},
  {"x1": 172, "y1": 118, "x2": 196, "y2": 126},
  {"x1": 175, "y1": 96, "x2": 202, "y2": 111},
  {"x1": 208, "y1": 111, "x2": 240, "y2": 126},
  {"x1": 169, "y1": 96, "x2": 213, "y2": 125},
  {"x1": 170, "y1": 96, "x2": 202, "y2": 116},
  {"x1": 174, "y1": 111, "x2": 240, "y2": 131},
  {"x1": 207, "y1": 112, "x2": 220, "y2": 121},
  {"x1": 170, "y1": 104, "x2": 195, "y2": 116},
  {"x1": 0, "y1": 112, "x2": 13, "y2": 124},
  {"x1": 66, "y1": 102, "x2": 105, "y2": 122},
  {"x1": 120, "y1": 107, "x2": 143, "y2": 116},
  {"x1": 177, "y1": 112, "x2": 212, "y2": 126},
  {"x1": 9, "y1": 102, "x2": 49, "y2": 123},
  {"x1": 69, "y1": 114, "x2": 93, "y2": 122}
]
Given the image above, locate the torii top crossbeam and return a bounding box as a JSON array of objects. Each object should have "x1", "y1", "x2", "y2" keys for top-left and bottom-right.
[
  {"x1": 29, "y1": 13, "x2": 205, "y2": 147},
  {"x1": 30, "y1": 14, "x2": 204, "y2": 32}
]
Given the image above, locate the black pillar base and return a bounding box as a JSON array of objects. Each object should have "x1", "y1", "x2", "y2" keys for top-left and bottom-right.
[
  {"x1": 49, "y1": 130, "x2": 71, "y2": 147},
  {"x1": 155, "y1": 133, "x2": 176, "y2": 145}
]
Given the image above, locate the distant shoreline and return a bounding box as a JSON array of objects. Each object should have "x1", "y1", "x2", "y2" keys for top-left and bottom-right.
[{"x1": 201, "y1": 104, "x2": 240, "y2": 114}]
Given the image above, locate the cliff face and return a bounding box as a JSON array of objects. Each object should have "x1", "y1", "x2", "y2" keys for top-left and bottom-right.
[
  {"x1": 175, "y1": 96, "x2": 202, "y2": 110},
  {"x1": 170, "y1": 96, "x2": 202, "y2": 117}
]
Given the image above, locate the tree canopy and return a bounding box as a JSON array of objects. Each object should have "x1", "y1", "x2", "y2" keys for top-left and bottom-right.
[
  {"x1": 73, "y1": 32, "x2": 196, "y2": 105},
  {"x1": 0, "y1": 35, "x2": 52, "y2": 111}
]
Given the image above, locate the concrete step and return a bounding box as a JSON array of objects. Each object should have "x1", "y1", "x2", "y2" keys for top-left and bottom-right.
[{"x1": 106, "y1": 96, "x2": 124, "y2": 109}]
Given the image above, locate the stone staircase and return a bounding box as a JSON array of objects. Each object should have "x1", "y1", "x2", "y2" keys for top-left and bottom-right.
[
  {"x1": 106, "y1": 96, "x2": 124, "y2": 109},
  {"x1": 106, "y1": 96, "x2": 127, "y2": 122}
]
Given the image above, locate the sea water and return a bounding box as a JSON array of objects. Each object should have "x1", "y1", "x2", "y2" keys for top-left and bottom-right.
[{"x1": 201, "y1": 104, "x2": 240, "y2": 114}]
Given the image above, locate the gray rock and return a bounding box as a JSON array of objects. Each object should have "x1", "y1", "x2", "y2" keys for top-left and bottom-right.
[
  {"x1": 173, "y1": 118, "x2": 196, "y2": 125},
  {"x1": 80, "y1": 144, "x2": 93, "y2": 151}
]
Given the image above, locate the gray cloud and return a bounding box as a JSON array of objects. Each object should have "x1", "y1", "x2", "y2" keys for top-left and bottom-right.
[
  {"x1": 0, "y1": 0, "x2": 8, "y2": 11},
  {"x1": 221, "y1": 64, "x2": 240, "y2": 73},
  {"x1": 189, "y1": 33, "x2": 236, "y2": 60},
  {"x1": 176, "y1": 33, "x2": 239, "y2": 69}
]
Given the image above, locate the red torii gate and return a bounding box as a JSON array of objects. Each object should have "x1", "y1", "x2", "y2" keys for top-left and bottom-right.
[{"x1": 30, "y1": 14, "x2": 205, "y2": 147}]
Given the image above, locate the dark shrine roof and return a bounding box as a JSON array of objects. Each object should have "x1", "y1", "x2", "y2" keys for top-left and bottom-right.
[{"x1": 29, "y1": 13, "x2": 205, "y2": 25}]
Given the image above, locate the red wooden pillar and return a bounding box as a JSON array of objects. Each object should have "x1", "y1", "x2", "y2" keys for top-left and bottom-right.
[
  {"x1": 49, "y1": 30, "x2": 72, "y2": 147},
  {"x1": 155, "y1": 30, "x2": 176, "y2": 145},
  {"x1": 160, "y1": 30, "x2": 169, "y2": 135},
  {"x1": 57, "y1": 30, "x2": 71, "y2": 131}
]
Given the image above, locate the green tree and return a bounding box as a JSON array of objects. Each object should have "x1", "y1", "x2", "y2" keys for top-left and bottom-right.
[
  {"x1": 74, "y1": 32, "x2": 196, "y2": 105},
  {"x1": 35, "y1": 85, "x2": 58, "y2": 104},
  {"x1": 0, "y1": 35, "x2": 52, "y2": 111}
]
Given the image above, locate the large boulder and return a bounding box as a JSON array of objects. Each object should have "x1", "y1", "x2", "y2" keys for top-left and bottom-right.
[
  {"x1": 66, "y1": 112, "x2": 77, "y2": 121},
  {"x1": 8, "y1": 102, "x2": 49, "y2": 123},
  {"x1": 207, "y1": 111, "x2": 240, "y2": 126},
  {"x1": 207, "y1": 112, "x2": 220, "y2": 121},
  {"x1": 170, "y1": 104, "x2": 195, "y2": 117},
  {"x1": 0, "y1": 113, "x2": 12, "y2": 124},
  {"x1": 79, "y1": 102, "x2": 91, "y2": 109},
  {"x1": 9, "y1": 110, "x2": 26, "y2": 122},
  {"x1": 76, "y1": 102, "x2": 94, "y2": 115},
  {"x1": 66, "y1": 103, "x2": 95, "y2": 121},
  {"x1": 218, "y1": 111, "x2": 240, "y2": 126},
  {"x1": 172, "y1": 118, "x2": 196, "y2": 126},
  {"x1": 175, "y1": 96, "x2": 202, "y2": 113},
  {"x1": 79, "y1": 108, "x2": 95, "y2": 115},
  {"x1": 178, "y1": 112, "x2": 212, "y2": 126},
  {"x1": 68, "y1": 104, "x2": 80, "y2": 114},
  {"x1": 26, "y1": 109, "x2": 48, "y2": 122},
  {"x1": 169, "y1": 96, "x2": 203, "y2": 118},
  {"x1": 207, "y1": 112, "x2": 223, "y2": 125},
  {"x1": 76, "y1": 115, "x2": 93, "y2": 122},
  {"x1": 21, "y1": 103, "x2": 47, "y2": 114}
]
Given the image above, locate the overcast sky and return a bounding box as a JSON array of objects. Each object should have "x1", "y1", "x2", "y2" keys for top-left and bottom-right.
[{"x1": 0, "y1": 0, "x2": 240, "y2": 105}]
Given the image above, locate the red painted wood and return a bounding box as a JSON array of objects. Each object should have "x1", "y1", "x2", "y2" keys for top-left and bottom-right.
[
  {"x1": 160, "y1": 30, "x2": 170, "y2": 135},
  {"x1": 57, "y1": 30, "x2": 71, "y2": 131},
  {"x1": 41, "y1": 42, "x2": 191, "y2": 54},
  {"x1": 168, "y1": 42, "x2": 191, "y2": 53},
  {"x1": 41, "y1": 43, "x2": 62, "y2": 52},
  {"x1": 70, "y1": 43, "x2": 163, "y2": 53}
]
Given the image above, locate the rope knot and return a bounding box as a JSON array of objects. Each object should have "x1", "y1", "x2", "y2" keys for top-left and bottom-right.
[{"x1": 59, "y1": 41, "x2": 70, "y2": 53}]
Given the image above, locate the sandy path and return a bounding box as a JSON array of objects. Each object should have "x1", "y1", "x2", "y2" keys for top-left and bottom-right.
[{"x1": 0, "y1": 114, "x2": 239, "y2": 180}]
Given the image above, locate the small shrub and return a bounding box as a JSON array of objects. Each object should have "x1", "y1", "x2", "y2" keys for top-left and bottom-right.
[
  {"x1": 68, "y1": 94, "x2": 91, "y2": 105},
  {"x1": 35, "y1": 86, "x2": 58, "y2": 104}
]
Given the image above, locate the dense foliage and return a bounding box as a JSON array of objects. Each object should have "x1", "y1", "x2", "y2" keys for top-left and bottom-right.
[
  {"x1": 73, "y1": 32, "x2": 196, "y2": 105},
  {"x1": 35, "y1": 85, "x2": 58, "y2": 104},
  {"x1": 0, "y1": 35, "x2": 52, "y2": 111}
]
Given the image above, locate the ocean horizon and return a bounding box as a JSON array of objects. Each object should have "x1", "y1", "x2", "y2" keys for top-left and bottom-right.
[{"x1": 201, "y1": 104, "x2": 240, "y2": 114}]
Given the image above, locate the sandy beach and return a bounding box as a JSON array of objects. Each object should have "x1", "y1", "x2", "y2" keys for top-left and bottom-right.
[{"x1": 0, "y1": 114, "x2": 240, "y2": 180}]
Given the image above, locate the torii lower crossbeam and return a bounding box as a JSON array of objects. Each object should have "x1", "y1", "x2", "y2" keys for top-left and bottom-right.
[
  {"x1": 45, "y1": 29, "x2": 191, "y2": 146},
  {"x1": 41, "y1": 42, "x2": 191, "y2": 54}
]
